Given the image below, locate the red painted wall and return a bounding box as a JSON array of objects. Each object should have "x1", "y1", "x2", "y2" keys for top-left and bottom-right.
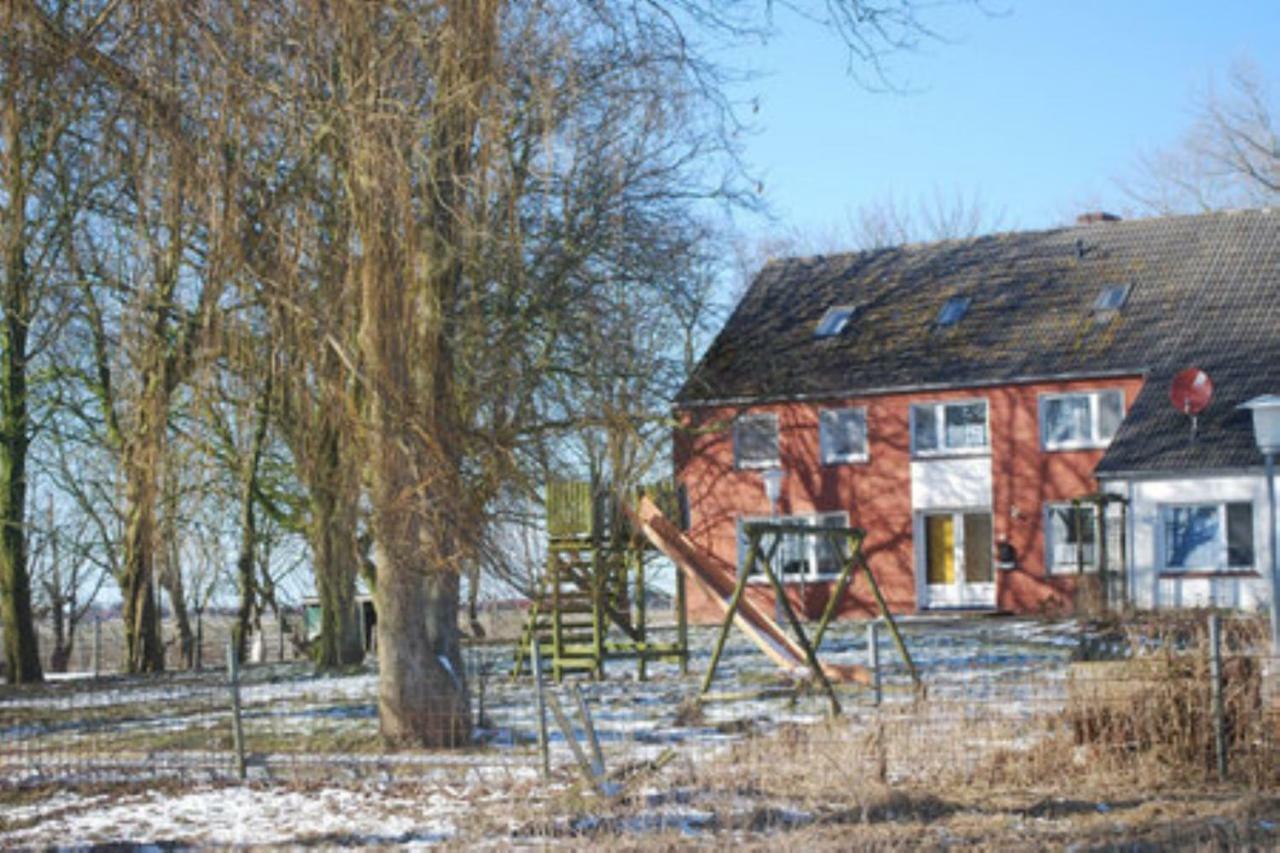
[{"x1": 674, "y1": 376, "x2": 1144, "y2": 623}]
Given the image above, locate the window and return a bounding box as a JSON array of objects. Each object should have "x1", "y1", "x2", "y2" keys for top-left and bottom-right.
[
  {"x1": 733, "y1": 414, "x2": 779, "y2": 468},
  {"x1": 911, "y1": 400, "x2": 988, "y2": 455},
  {"x1": 936, "y1": 296, "x2": 971, "y2": 327},
  {"x1": 819, "y1": 407, "x2": 868, "y2": 464},
  {"x1": 1040, "y1": 389, "x2": 1124, "y2": 450},
  {"x1": 815, "y1": 305, "x2": 858, "y2": 338},
  {"x1": 1093, "y1": 283, "x2": 1131, "y2": 313},
  {"x1": 1161, "y1": 502, "x2": 1255, "y2": 573},
  {"x1": 737, "y1": 513, "x2": 848, "y2": 581},
  {"x1": 1045, "y1": 503, "x2": 1100, "y2": 574}
]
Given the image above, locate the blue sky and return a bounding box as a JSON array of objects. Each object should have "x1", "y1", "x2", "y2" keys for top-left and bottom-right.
[{"x1": 737, "y1": 0, "x2": 1280, "y2": 238}]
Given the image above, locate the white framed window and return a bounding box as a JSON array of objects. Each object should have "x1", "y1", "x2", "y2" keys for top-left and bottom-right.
[
  {"x1": 1093, "y1": 283, "x2": 1131, "y2": 313},
  {"x1": 1045, "y1": 502, "x2": 1100, "y2": 574},
  {"x1": 1160, "y1": 502, "x2": 1255, "y2": 573},
  {"x1": 814, "y1": 305, "x2": 858, "y2": 338},
  {"x1": 819, "y1": 407, "x2": 868, "y2": 464},
  {"x1": 910, "y1": 400, "x2": 988, "y2": 456},
  {"x1": 1040, "y1": 389, "x2": 1124, "y2": 450},
  {"x1": 733, "y1": 413, "x2": 779, "y2": 469},
  {"x1": 737, "y1": 513, "x2": 849, "y2": 581}
]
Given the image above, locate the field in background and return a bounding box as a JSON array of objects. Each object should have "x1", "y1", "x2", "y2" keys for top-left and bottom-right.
[{"x1": 3, "y1": 616, "x2": 1278, "y2": 847}]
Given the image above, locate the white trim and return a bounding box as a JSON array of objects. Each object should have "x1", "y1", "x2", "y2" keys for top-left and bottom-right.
[
  {"x1": 733, "y1": 413, "x2": 779, "y2": 469},
  {"x1": 1039, "y1": 388, "x2": 1124, "y2": 451},
  {"x1": 819, "y1": 406, "x2": 869, "y2": 465},
  {"x1": 915, "y1": 507, "x2": 997, "y2": 609},
  {"x1": 910, "y1": 398, "x2": 990, "y2": 458}
]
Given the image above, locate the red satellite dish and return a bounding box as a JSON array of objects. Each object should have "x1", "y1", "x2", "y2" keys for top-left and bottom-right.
[{"x1": 1170, "y1": 367, "x2": 1214, "y2": 415}]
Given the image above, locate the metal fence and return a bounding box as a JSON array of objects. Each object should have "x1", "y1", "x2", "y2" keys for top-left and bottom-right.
[{"x1": 3, "y1": 618, "x2": 1278, "y2": 801}]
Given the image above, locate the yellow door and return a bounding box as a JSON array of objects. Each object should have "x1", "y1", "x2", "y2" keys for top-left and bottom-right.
[{"x1": 926, "y1": 514, "x2": 955, "y2": 584}]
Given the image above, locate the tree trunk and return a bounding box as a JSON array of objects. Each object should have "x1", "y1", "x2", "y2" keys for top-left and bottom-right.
[
  {"x1": 159, "y1": 558, "x2": 193, "y2": 669},
  {"x1": 0, "y1": 64, "x2": 41, "y2": 684},
  {"x1": 312, "y1": 488, "x2": 364, "y2": 668},
  {"x1": 373, "y1": 533, "x2": 470, "y2": 748},
  {"x1": 121, "y1": 458, "x2": 163, "y2": 673}
]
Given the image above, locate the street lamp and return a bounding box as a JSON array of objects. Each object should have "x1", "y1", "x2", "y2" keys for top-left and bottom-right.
[
  {"x1": 761, "y1": 467, "x2": 784, "y2": 516},
  {"x1": 1240, "y1": 395, "x2": 1280, "y2": 652}
]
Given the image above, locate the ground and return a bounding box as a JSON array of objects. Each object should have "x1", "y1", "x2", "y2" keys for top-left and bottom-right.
[{"x1": 2, "y1": 617, "x2": 1277, "y2": 847}]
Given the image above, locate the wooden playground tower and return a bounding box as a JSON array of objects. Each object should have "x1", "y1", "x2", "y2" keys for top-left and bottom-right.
[{"x1": 513, "y1": 481, "x2": 689, "y2": 681}]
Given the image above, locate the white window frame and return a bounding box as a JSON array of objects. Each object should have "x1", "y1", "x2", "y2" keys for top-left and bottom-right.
[
  {"x1": 1158, "y1": 501, "x2": 1256, "y2": 574},
  {"x1": 819, "y1": 407, "x2": 869, "y2": 465},
  {"x1": 1039, "y1": 389, "x2": 1125, "y2": 451},
  {"x1": 910, "y1": 399, "x2": 990, "y2": 457},
  {"x1": 736, "y1": 512, "x2": 849, "y2": 582},
  {"x1": 733, "y1": 413, "x2": 779, "y2": 469},
  {"x1": 1044, "y1": 502, "x2": 1101, "y2": 575}
]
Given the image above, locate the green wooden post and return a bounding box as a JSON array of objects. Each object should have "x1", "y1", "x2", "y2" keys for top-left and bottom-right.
[
  {"x1": 676, "y1": 558, "x2": 689, "y2": 674},
  {"x1": 757, "y1": 539, "x2": 841, "y2": 717},
  {"x1": 700, "y1": 530, "x2": 778, "y2": 697},
  {"x1": 591, "y1": 544, "x2": 605, "y2": 680},
  {"x1": 858, "y1": 553, "x2": 922, "y2": 691},
  {"x1": 552, "y1": 550, "x2": 564, "y2": 682},
  {"x1": 811, "y1": 529, "x2": 865, "y2": 653},
  {"x1": 635, "y1": 549, "x2": 648, "y2": 681}
]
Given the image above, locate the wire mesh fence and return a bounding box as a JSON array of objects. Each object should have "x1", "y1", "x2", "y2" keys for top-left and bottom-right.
[{"x1": 3, "y1": 616, "x2": 1278, "y2": 844}]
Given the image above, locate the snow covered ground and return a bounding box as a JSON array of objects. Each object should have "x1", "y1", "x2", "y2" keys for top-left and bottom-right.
[{"x1": 1, "y1": 617, "x2": 1104, "y2": 846}]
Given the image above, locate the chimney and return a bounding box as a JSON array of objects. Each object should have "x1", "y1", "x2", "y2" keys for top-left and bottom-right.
[{"x1": 1076, "y1": 211, "x2": 1121, "y2": 225}]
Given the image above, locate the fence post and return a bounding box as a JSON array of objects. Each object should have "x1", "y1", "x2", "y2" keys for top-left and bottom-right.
[
  {"x1": 92, "y1": 618, "x2": 101, "y2": 679},
  {"x1": 572, "y1": 685, "x2": 606, "y2": 779},
  {"x1": 194, "y1": 609, "x2": 204, "y2": 672},
  {"x1": 531, "y1": 643, "x2": 550, "y2": 778},
  {"x1": 1208, "y1": 613, "x2": 1227, "y2": 779},
  {"x1": 226, "y1": 640, "x2": 247, "y2": 781},
  {"x1": 867, "y1": 619, "x2": 881, "y2": 707}
]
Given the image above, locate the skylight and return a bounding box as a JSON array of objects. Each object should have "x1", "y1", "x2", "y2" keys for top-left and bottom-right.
[
  {"x1": 1093, "y1": 282, "x2": 1132, "y2": 312},
  {"x1": 936, "y1": 296, "x2": 971, "y2": 327},
  {"x1": 814, "y1": 305, "x2": 858, "y2": 338}
]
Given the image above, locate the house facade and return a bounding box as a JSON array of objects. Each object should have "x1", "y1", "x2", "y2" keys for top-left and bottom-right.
[{"x1": 675, "y1": 209, "x2": 1280, "y2": 621}]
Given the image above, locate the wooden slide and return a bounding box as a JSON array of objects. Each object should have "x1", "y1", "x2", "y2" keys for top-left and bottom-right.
[{"x1": 626, "y1": 496, "x2": 867, "y2": 684}]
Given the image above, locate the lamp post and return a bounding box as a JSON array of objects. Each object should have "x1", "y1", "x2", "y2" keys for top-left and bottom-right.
[
  {"x1": 761, "y1": 467, "x2": 784, "y2": 517},
  {"x1": 1240, "y1": 395, "x2": 1280, "y2": 653}
]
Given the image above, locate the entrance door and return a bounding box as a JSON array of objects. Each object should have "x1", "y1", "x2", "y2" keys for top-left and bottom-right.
[{"x1": 922, "y1": 511, "x2": 995, "y2": 608}]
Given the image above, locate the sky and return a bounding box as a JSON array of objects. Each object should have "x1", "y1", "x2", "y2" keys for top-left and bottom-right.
[{"x1": 735, "y1": 0, "x2": 1280, "y2": 240}]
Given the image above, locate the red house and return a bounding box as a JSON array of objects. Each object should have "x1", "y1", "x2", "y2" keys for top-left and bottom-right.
[{"x1": 674, "y1": 210, "x2": 1280, "y2": 621}]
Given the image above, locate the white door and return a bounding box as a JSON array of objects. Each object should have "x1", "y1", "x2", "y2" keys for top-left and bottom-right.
[{"x1": 920, "y1": 510, "x2": 996, "y2": 608}]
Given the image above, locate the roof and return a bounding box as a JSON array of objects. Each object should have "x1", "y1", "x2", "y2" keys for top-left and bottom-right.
[{"x1": 678, "y1": 209, "x2": 1280, "y2": 475}]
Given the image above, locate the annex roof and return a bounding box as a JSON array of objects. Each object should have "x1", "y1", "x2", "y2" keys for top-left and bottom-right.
[{"x1": 677, "y1": 208, "x2": 1280, "y2": 475}]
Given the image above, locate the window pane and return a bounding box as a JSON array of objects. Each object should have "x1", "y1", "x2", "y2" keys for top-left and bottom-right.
[
  {"x1": 821, "y1": 408, "x2": 866, "y2": 462},
  {"x1": 1049, "y1": 505, "x2": 1097, "y2": 569},
  {"x1": 777, "y1": 531, "x2": 808, "y2": 577},
  {"x1": 1098, "y1": 390, "x2": 1124, "y2": 440},
  {"x1": 735, "y1": 416, "x2": 777, "y2": 465},
  {"x1": 1226, "y1": 503, "x2": 1254, "y2": 567},
  {"x1": 912, "y1": 406, "x2": 938, "y2": 452},
  {"x1": 963, "y1": 513, "x2": 993, "y2": 583},
  {"x1": 815, "y1": 515, "x2": 847, "y2": 575},
  {"x1": 944, "y1": 402, "x2": 987, "y2": 448},
  {"x1": 1044, "y1": 395, "x2": 1090, "y2": 445},
  {"x1": 1164, "y1": 506, "x2": 1219, "y2": 569}
]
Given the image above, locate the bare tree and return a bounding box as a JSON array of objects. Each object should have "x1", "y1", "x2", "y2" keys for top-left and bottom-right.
[{"x1": 1124, "y1": 60, "x2": 1280, "y2": 214}]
